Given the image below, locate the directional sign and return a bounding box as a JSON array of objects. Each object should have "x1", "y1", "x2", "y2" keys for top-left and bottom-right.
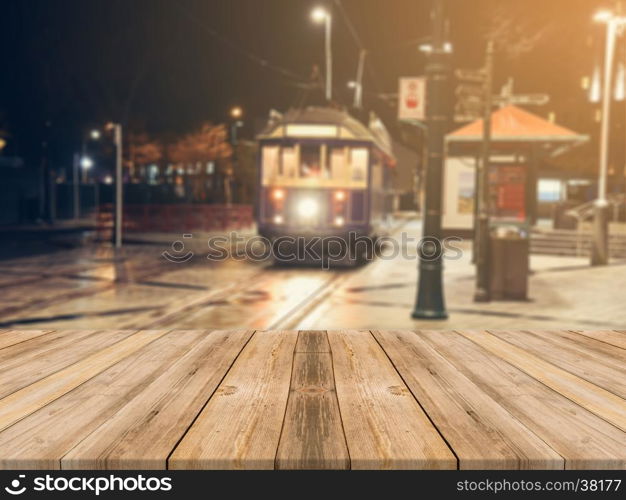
[
  {"x1": 455, "y1": 68, "x2": 486, "y2": 83},
  {"x1": 398, "y1": 77, "x2": 426, "y2": 121},
  {"x1": 456, "y1": 83, "x2": 484, "y2": 98},
  {"x1": 493, "y1": 94, "x2": 550, "y2": 106}
]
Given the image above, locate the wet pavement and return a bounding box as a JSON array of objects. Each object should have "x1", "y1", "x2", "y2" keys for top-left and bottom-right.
[{"x1": 1, "y1": 220, "x2": 625, "y2": 331}]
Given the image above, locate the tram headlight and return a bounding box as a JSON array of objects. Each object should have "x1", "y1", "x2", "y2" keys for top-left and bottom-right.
[{"x1": 297, "y1": 198, "x2": 319, "y2": 218}]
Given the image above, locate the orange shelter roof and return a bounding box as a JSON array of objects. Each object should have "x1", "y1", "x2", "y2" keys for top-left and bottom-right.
[{"x1": 447, "y1": 105, "x2": 587, "y2": 143}]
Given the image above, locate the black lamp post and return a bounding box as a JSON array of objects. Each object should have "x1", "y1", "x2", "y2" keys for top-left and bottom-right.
[{"x1": 412, "y1": 0, "x2": 451, "y2": 320}]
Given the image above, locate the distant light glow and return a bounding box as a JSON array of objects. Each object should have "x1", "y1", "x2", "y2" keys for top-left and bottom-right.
[
  {"x1": 272, "y1": 188, "x2": 285, "y2": 201},
  {"x1": 297, "y1": 198, "x2": 319, "y2": 218},
  {"x1": 90, "y1": 130, "x2": 101, "y2": 140},
  {"x1": 230, "y1": 106, "x2": 243, "y2": 119},
  {"x1": 273, "y1": 214, "x2": 284, "y2": 225},
  {"x1": 419, "y1": 42, "x2": 453, "y2": 54},
  {"x1": 311, "y1": 7, "x2": 329, "y2": 23},
  {"x1": 104, "y1": 175, "x2": 113, "y2": 184},
  {"x1": 80, "y1": 156, "x2": 94, "y2": 169},
  {"x1": 334, "y1": 190, "x2": 346, "y2": 202},
  {"x1": 334, "y1": 216, "x2": 345, "y2": 226},
  {"x1": 594, "y1": 10, "x2": 613, "y2": 23},
  {"x1": 589, "y1": 65, "x2": 602, "y2": 103}
]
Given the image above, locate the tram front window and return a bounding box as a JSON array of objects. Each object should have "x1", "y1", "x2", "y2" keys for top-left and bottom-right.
[{"x1": 300, "y1": 144, "x2": 328, "y2": 179}]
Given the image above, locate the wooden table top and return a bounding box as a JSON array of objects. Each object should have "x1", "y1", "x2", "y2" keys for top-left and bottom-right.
[{"x1": 0, "y1": 328, "x2": 625, "y2": 470}]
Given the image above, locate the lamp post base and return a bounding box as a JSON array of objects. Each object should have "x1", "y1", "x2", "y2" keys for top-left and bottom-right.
[
  {"x1": 411, "y1": 308, "x2": 449, "y2": 320},
  {"x1": 591, "y1": 202, "x2": 609, "y2": 266}
]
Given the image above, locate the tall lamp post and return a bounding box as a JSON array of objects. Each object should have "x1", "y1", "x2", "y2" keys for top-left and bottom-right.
[
  {"x1": 106, "y1": 122, "x2": 123, "y2": 249},
  {"x1": 412, "y1": 0, "x2": 451, "y2": 319},
  {"x1": 311, "y1": 6, "x2": 332, "y2": 102},
  {"x1": 592, "y1": 10, "x2": 626, "y2": 265}
]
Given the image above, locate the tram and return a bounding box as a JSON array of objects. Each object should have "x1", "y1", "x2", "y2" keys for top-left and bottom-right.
[{"x1": 256, "y1": 106, "x2": 395, "y2": 264}]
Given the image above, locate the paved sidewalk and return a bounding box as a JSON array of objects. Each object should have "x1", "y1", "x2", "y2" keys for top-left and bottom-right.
[{"x1": 298, "y1": 220, "x2": 626, "y2": 331}]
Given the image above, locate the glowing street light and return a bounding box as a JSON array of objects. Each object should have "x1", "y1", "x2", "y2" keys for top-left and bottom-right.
[
  {"x1": 80, "y1": 156, "x2": 93, "y2": 169},
  {"x1": 90, "y1": 129, "x2": 101, "y2": 140},
  {"x1": 230, "y1": 106, "x2": 243, "y2": 119},
  {"x1": 311, "y1": 6, "x2": 328, "y2": 23},
  {"x1": 591, "y1": 10, "x2": 626, "y2": 265},
  {"x1": 311, "y1": 6, "x2": 332, "y2": 102}
]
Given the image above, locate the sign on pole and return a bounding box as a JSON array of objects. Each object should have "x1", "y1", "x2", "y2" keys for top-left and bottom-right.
[{"x1": 398, "y1": 77, "x2": 426, "y2": 121}]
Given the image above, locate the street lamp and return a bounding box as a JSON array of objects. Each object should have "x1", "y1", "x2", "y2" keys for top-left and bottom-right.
[
  {"x1": 90, "y1": 129, "x2": 101, "y2": 140},
  {"x1": 105, "y1": 122, "x2": 123, "y2": 249},
  {"x1": 311, "y1": 6, "x2": 332, "y2": 102},
  {"x1": 592, "y1": 10, "x2": 626, "y2": 265},
  {"x1": 80, "y1": 156, "x2": 93, "y2": 169},
  {"x1": 230, "y1": 106, "x2": 243, "y2": 120}
]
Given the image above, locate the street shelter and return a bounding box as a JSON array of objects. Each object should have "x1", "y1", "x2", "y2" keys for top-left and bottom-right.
[{"x1": 442, "y1": 105, "x2": 588, "y2": 234}]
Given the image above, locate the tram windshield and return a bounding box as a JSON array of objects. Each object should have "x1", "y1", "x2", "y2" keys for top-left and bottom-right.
[{"x1": 262, "y1": 143, "x2": 369, "y2": 188}]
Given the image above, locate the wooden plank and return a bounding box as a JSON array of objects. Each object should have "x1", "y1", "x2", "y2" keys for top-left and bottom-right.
[
  {"x1": 169, "y1": 330, "x2": 298, "y2": 469},
  {"x1": 295, "y1": 330, "x2": 331, "y2": 353},
  {"x1": 275, "y1": 331, "x2": 349, "y2": 470},
  {"x1": 422, "y1": 330, "x2": 626, "y2": 469},
  {"x1": 62, "y1": 330, "x2": 254, "y2": 469},
  {"x1": 570, "y1": 330, "x2": 626, "y2": 350},
  {"x1": 0, "y1": 330, "x2": 209, "y2": 469},
  {"x1": 373, "y1": 330, "x2": 562, "y2": 469},
  {"x1": 0, "y1": 330, "x2": 141, "y2": 399},
  {"x1": 486, "y1": 330, "x2": 626, "y2": 399},
  {"x1": 327, "y1": 330, "x2": 456, "y2": 470},
  {"x1": 0, "y1": 330, "x2": 54, "y2": 351},
  {"x1": 0, "y1": 329, "x2": 169, "y2": 433},
  {"x1": 457, "y1": 330, "x2": 626, "y2": 432}
]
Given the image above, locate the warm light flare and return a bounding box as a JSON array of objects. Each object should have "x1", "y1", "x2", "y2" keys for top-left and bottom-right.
[
  {"x1": 594, "y1": 10, "x2": 613, "y2": 23},
  {"x1": 272, "y1": 188, "x2": 285, "y2": 201},
  {"x1": 311, "y1": 7, "x2": 329, "y2": 23}
]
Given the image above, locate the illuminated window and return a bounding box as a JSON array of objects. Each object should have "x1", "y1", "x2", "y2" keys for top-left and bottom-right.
[
  {"x1": 329, "y1": 147, "x2": 347, "y2": 181},
  {"x1": 350, "y1": 148, "x2": 368, "y2": 182},
  {"x1": 262, "y1": 145, "x2": 280, "y2": 184},
  {"x1": 281, "y1": 146, "x2": 297, "y2": 178},
  {"x1": 538, "y1": 179, "x2": 563, "y2": 202},
  {"x1": 300, "y1": 144, "x2": 327, "y2": 178}
]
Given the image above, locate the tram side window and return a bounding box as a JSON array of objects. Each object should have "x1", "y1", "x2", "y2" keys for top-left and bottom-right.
[
  {"x1": 262, "y1": 146, "x2": 280, "y2": 184},
  {"x1": 281, "y1": 146, "x2": 297, "y2": 178},
  {"x1": 329, "y1": 147, "x2": 348, "y2": 181},
  {"x1": 300, "y1": 144, "x2": 327, "y2": 178},
  {"x1": 350, "y1": 148, "x2": 368, "y2": 183}
]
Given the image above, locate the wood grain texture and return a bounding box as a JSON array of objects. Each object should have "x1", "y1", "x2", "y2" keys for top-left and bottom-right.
[
  {"x1": 423, "y1": 330, "x2": 626, "y2": 469},
  {"x1": 373, "y1": 330, "x2": 562, "y2": 469},
  {"x1": 569, "y1": 330, "x2": 626, "y2": 350},
  {"x1": 0, "y1": 329, "x2": 141, "y2": 399},
  {"x1": 486, "y1": 330, "x2": 626, "y2": 399},
  {"x1": 0, "y1": 330, "x2": 53, "y2": 350},
  {"x1": 457, "y1": 330, "x2": 626, "y2": 433},
  {"x1": 168, "y1": 330, "x2": 298, "y2": 469},
  {"x1": 0, "y1": 329, "x2": 169, "y2": 434},
  {"x1": 0, "y1": 330, "x2": 204, "y2": 469},
  {"x1": 327, "y1": 330, "x2": 456, "y2": 470},
  {"x1": 62, "y1": 330, "x2": 254, "y2": 470},
  {"x1": 275, "y1": 331, "x2": 349, "y2": 469}
]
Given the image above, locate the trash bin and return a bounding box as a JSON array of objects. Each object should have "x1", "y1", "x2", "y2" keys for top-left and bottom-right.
[{"x1": 489, "y1": 225, "x2": 529, "y2": 301}]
